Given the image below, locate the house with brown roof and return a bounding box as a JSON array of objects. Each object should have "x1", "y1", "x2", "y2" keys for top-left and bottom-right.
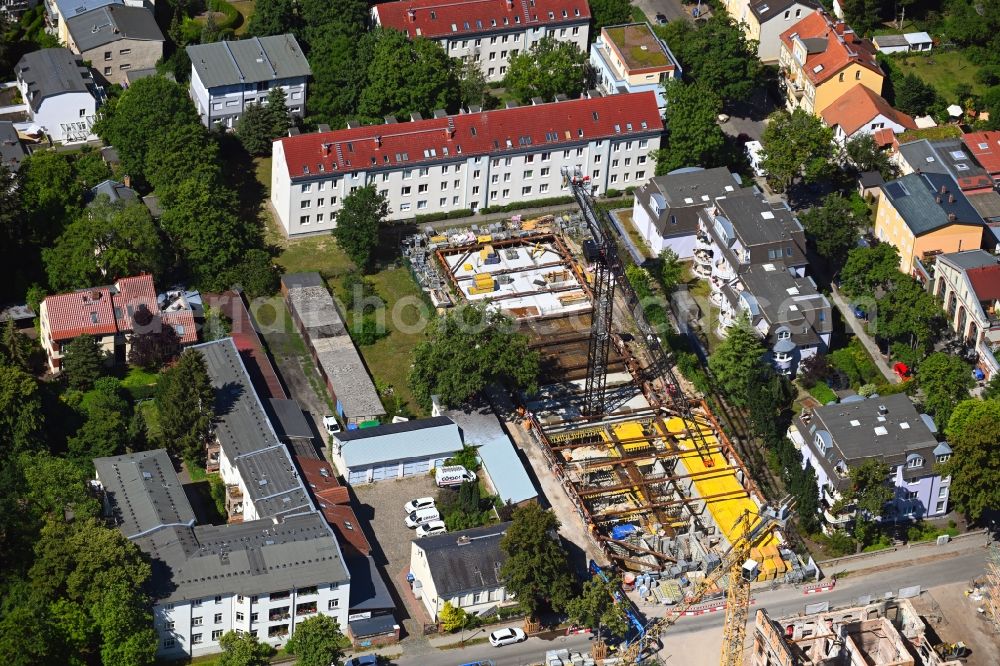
[
  {"x1": 821, "y1": 84, "x2": 915, "y2": 143},
  {"x1": 962, "y1": 131, "x2": 1000, "y2": 184},
  {"x1": 778, "y1": 11, "x2": 884, "y2": 116},
  {"x1": 39, "y1": 274, "x2": 197, "y2": 372}
]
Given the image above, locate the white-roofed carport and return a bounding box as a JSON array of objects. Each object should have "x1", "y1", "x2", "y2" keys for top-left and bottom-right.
[{"x1": 334, "y1": 416, "x2": 463, "y2": 485}]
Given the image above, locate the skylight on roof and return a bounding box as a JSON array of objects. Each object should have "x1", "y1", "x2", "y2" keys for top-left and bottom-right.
[
  {"x1": 956, "y1": 163, "x2": 969, "y2": 170},
  {"x1": 761, "y1": 211, "x2": 775, "y2": 219},
  {"x1": 926, "y1": 156, "x2": 935, "y2": 162},
  {"x1": 684, "y1": 197, "x2": 694, "y2": 204},
  {"x1": 980, "y1": 143, "x2": 989, "y2": 150},
  {"x1": 725, "y1": 185, "x2": 734, "y2": 191},
  {"x1": 763, "y1": 263, "x2": 776, "y2": 271},
  {"x1": 786, "y1": 287, "x2": 799, "y2": 295},
  {"x1": 701, "y1": 195, "x2": 709, "y2": 201},
  {"x1": 950, "y1": 150, "x2": 966, "y2": 160},
  {"x1": 900, "y1": 422, "x2": 910, "y2": 429},
  {"x1": 850, "y1": 420, "x2": 860, "y2": 427},
  {"x1": 451, "y1": 23, "x2": 457, "y2": 31},
  {"x1": 874, "y1": 426, "x2": 888, "y2": 436},
  {"x1": 813, "y1": 64, "x2": 824, "y2": 73},
  {"x1": 789, "y1": 304, "x2": 799, "y2": 311}
]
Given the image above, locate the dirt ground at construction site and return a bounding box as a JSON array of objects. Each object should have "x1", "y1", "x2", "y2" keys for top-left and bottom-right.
[{"x1": 909, "y1": 582, "x2": 1000, "y2": 666}]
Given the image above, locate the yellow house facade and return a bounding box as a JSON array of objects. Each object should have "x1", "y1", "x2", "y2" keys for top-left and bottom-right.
[{"x1": 875, "y1": 173, "x2": 985, "y2": 274}]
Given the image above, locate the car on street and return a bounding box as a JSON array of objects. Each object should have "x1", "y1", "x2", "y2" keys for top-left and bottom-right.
[
  {"x1": 415, "y1": 520, "x2": 447, "y2": 538},
  {"x1": 404, "y1": 497, "x2": 436, "y2": 513},
  {"x1": 489, "y1": 627, "x2": 527, "y2": 647},
  {"x1": 343, "y1": 656, "x2": 378, "y2": 666},
  {"x1": 852, "y1": 304, "x2": 868, "y2": 320},
  {"x1": 322, "y1": 415, "x2": 341, "y2": 435},
  {"x1": 655, "y1": 12, "x2": 668, "y2": 24}
]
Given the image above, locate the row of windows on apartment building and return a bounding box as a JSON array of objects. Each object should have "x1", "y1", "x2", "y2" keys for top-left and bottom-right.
[
  {"x1": 103, "y1": 49, "x2": 132, "y2": 60},
  {"x1": 447, "y1": 24, "x2": 581, "y2": 52},
  {"x1": 160, "y1": 598, "x2": 340, "y2": 648}
]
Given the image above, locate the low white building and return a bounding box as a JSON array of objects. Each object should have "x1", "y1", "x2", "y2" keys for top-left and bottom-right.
[
  {"x1": 187, "y1": 35, "x2": 311, "y2": 129},
  {"x1": 371, "y1": 0, "x2": 590, "y2": 82},
  {"x1": 271, "y1": 92, "x2": 663, "y2": 236},
  {"x1": 15, "y1": 48, "x2": 99, "y2": 143},
  {"x1": 332, "y1": 417, "x2": 464, "y2": 485},
  {"x1": 873, "y1": 31, "x2": 932, "y2": 54},
  {"x1": 409, "y1": 523, "x2": 514, "y2": 620},
  {"x1": 820, "y1": 84, "x2": 915, "y2": 144}
]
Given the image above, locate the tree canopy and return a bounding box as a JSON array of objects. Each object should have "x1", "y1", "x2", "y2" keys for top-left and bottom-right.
[
  {"x1": 237, "y1": 87, "x2": 291, "y2": 156},
  {"x1": 409, "y1": 303, "x2": 540, "y2": 409},
  {"x1": 589, "y1": 0, "x2": 632, "y2": 33},
  {"x1": 654, "y1": 81, "x2": 726, "y2": 174},
  {"x1": 61, "y1": 335, "x2": 105, "y2": 391},
  {"x1": 156, "y1": 349, "x2": 214, "y2": 464},
  {"x1": 799, "y1": 194, "x2": 866, "y2": 271},
  {"x1": 839, "y1": 243, "x2": 901, "y2": 298},
  {"x1": 218, "y1": 630, "x2": 272, "y2": 666},
  {"x1": 500, "y1": 503, "x2": 575, "y2": 616},
  {"x1": 566, "y1": 575, "x2": 630, "y2": 639},
  {"x1": 283, "y1": 615, "x2": 348, "y2": 666},
  {"x1": 331, "y1": 185, "x2": 390, "y2": 272},
  {"x1": 760, "y1": 109, "x2": 834, "y2": 192},
  {"x1": 893, "y1": 73, "x2": 938, "y2": 117},
  {"x1": 942, "y1": 399, "x2": 1000, "y2": 522},
  {"x1": 707, "y1": 315, "x2": 767, "y2": 407},
  {"x1": 503, "y1": 37, "x2": 588, "y2": 103},
  {"x1": 916, "y1": 352, "x2": 973, "y2": 428},
  {"x1": 844, "y1": 134, "x2": 899, "y2": 180},
  {"x1": 875, "y1": 276, "x2": 944, "y2": 354}
]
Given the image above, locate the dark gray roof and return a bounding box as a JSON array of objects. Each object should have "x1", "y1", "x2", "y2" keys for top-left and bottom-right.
[
  {"x1": 714, "y1": 193, "x2": 803, "y2": 248},
  {"x1": 88, "y1": 179, "x2": 137, "y2": 205},
  {"x1": 798, "y1": 394, "x2": 938, "y2": 489},
  {"x1": 187, "y1": 35, "x2": 311, "y2": 89},
  {"x1": 416, "y1": 522, "x2": 512, "y2": 597},
  {"x1": 897, "y1": 139, "x2": 993, "y2": 189},
  {"x1": 736, "y1": 265, "x2": 831, "y2": 346},
  {"x1": 749, "y1": 0, "x2": 818, "y2": 21},
  {"x1": 937, "y1": 248, "x2": 998, "y2": 271},
  {"x1": 634, "y1": 167, "x2": 745, "y2": 239},
  {"x1": 94, "y1": 449, "x2": 196, "y2": 538},
  {"x1": 858, "y1": 170, "x2": 884, "y2": 189},
  {"x1": 15, "y1": 48, "x2": 95, "y2": 112},
  {"x1": 0, "y1": 121, "x2": 26, "y2": 172},
  {"x1": 881, "y1": 172, "x2": 984, "y2": 236},
  {"x1": 196, "y1": 339, "x2": 313, "y2": 518},
  {"x1": 347, "y1": 556, "x2": 395, "y2": 612},
  {"x1": 967, "y1": 191, "x2": 1000, "y2": 222},
  {"x1": 349, "y1": 613, "x2": 397, "y2": 638},
  {"x1": 66, "y1": 5, "x2": 164, "y2": 52},
  {"x1": 336, "y1": 415, "x2": 454, "y2": 442},
  {"x1": 124, "y1": 67, "x2": 161, "y2": 84},
  {"x1": 268, "y1": 398, "x2": 314, "y2": 440},
  {"x1": 873, "y1": 34, "x2": 908, "y2": 48}
]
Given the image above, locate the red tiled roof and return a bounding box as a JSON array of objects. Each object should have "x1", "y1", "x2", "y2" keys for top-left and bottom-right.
[
  {"x1": 276, "y1": 93, "x2": 663, "y2": 179},
  {"x1": 962, "y1": 131, "x2": 1000, "y2": 176},
  {"x1": 161, "y1": 310, "x2": 198, "y2": 344},
  {"x1": 373, "y1": 0, "x2": 590, "y2": 40},
  {"x1": 821, "y1": 84, "x2": 915, "y2": 137},
  {"x1": 873, "y1": 127, "x2": 897, "y2": 148},
  {"x1": 205, "y1": 291, "x2": 286, "y2": 400},
  {"x1": 779, "y1": 11, "x2": 881, "y2": 86},
  {"x1": 297, "y1": 457, "x2": 371, "y2": 557},
  {"x1": 968, "y1": 264, "x2": 1000, "y2": 302}
]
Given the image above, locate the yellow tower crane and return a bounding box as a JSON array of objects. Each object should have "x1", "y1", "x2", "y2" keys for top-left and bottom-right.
[{"x1": 617, "y1": 498, "x2": 794, "y2": 665}]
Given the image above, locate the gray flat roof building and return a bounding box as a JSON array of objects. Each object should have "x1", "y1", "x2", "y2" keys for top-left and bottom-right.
[
  {"x1": 632, "y1": 167, "x2": 745, "y2": 240},
  {"x1": 187, "y1": 35, "x2": 311, "y2": 89},
  {"x1": 15, "y1": 48, "x2": 96, "y2": 112},
  {"x1": 415, "y1": 522, "x2": 512, "y2": 597},
  {"x1": 65, "y1": 5, "x2": 164, "y2": 52}
]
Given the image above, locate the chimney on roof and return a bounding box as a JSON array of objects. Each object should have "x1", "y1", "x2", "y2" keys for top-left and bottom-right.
[
  {"x1": 948, "y1": 193, "x2": 955, "y2": 204},
  {"x1": 948, "y1": 213, "x2": 957, "y2": 222},
  {"x1": 935, "y1": 195, "x2": 942, "y2": 204},
  {"x1": 939, "y1": 184, "x2": 947, "y2": 194},
  {"x1": 407, "y1": 8, "x2": 415, "y2": 21},
  {"x1": 506, "y1": 0, "x2": 513, "y2": 7},
  {"x1": 123, "y1": 174, "x2": 131, "y2": 188},
  {"x1": 374, "y1": 135, "x2": 382, "y2": 147}
]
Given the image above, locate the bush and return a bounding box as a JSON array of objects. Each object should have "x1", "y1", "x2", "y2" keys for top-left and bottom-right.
[
  {"x1": 352, "y1": 316, "x2": 388, "y2": 346},
  {"x1": 414, "y1": 209, "x2": 475, "y2": 224},
  {"x1": 208, "y1": 473, "x2": 227, "y2": 518},
  {"x1": 857, "y1": 383, "x2": 878, "y2": 397},
  {"x1": 829, "y1": 338, "x2": 880, "y2": 388},
  {"x1": 603, "y1": 188, "x2": 622, "y2": 198},
  {"x1": 207, "y1": 0, "x2": 240, "y2": 30},
  {"x1": 808, "y1": 382, "x2": 838, "y2": 405},
  {"x1": 480, "y1": 195, "x2": 575, "y2": 214},
  {"x1": 445, "y1": 446, "x2": 480, "y2": 471}
]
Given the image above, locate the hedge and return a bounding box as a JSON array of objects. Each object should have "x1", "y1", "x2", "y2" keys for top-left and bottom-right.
[
  {"x1": 413, "y1": 208, "x2": 475, "y2": 224},
  {"x1": 479, "y1": 195, "x2": 575, "y2": 214},
  {"x1": 207, "y1": 0, "x2": 240, "y2": 30}
]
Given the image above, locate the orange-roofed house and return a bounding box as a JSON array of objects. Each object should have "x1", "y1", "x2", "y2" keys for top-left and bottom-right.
[
  {"x1": 962, "y1": 131, "x2": 1000, "y2": 184},
  {"x1": 778, "y1": 11, "x2": 884, "y2": 116},
  {"x1": 39, "y1": 274, "x2": 198, "y2": 372},
  {"x1": 821, "y1": 84, "x2": 915, "y2": 143}
]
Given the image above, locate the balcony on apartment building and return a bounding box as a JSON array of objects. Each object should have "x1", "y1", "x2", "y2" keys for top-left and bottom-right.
[
  {"x1": 205, "y1": 442, "x2": 221, "y2": 473},
  {"x1": 695, "y1": 231, "x2": 713, "y2": 252},
  {"x1": 225, "y1": 485, "x2": 244, "y2": 523},
  {"x1": 711, "y1": 258, "x2": 736, "y2": 284}
]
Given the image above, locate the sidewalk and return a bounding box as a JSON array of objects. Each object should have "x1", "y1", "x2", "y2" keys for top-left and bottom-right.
[
  {"x1": 817, "y1": 529, "x2": 987, "y2": 576},
  {"x1": 829, "y1": 285, "x2": 900, "y2": 385}
]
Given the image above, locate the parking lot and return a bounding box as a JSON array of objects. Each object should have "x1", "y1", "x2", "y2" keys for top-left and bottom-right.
[{"x1": 350, "y1": 474, "x2": 442, "y2": 638}]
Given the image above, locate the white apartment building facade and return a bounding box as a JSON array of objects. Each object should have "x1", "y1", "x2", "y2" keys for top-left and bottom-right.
[
  {"x1": 271, "y1": 92, "x2": 663, "y2": 237},
  {"x1": 371, "y1": 0, "x2": 590, "y2": 82}
]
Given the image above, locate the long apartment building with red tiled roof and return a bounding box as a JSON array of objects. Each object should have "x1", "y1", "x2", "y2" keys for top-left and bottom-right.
[
  {"x1": 39, "y1": 273, "x2": 198, "y2": 372},
  {"x1": 371, "y1": 0, "x2": 590, "y2": 82},
  {"x1": 271, "y1": 92, "x2": 663, "y2": 237}
]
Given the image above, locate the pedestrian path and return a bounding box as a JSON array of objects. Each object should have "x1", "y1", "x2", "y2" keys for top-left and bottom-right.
[{"x1": 829, "y1": 285, "x2": 900, "y2": 385}]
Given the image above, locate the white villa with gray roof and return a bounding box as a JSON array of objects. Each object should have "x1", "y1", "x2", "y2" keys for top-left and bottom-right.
[{"x1": 187, "y1": 34, "x2": 311, "y2": 129}]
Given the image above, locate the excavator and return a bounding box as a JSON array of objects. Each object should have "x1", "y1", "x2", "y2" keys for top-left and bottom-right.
[{"x1": 612, "y1": 498, "x2": 794, "y2": 665}]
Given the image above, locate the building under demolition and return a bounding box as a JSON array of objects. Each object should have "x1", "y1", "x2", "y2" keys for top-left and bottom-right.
[{"x1": 751, "y1": 600, "x2": 963, "y2": 666}]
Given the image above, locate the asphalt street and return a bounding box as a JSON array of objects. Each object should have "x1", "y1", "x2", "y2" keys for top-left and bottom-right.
[{"x1": 392, "y1": 546, "x2": 987, "y2": 666}]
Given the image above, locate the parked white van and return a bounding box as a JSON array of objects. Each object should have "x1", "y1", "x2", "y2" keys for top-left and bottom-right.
[
  {"x1": 405, "y1": 507, "x2": 440, "y2": 528},
  {"x1": 434, "y1": 465, "x2": 477, "y2": 487}
]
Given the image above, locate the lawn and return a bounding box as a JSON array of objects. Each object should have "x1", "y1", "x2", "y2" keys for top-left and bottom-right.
[
  {"x1": 893, "y1": 50, "x2": 987, "y2": 99},
  {"x1": 687, "y1": 278, "x2": 724, "y2": 351},
  {"x1": 614, "y1": 208, "x2": 652, "y2": 258},
  {"x1": 230, "y1": 0, "x2": 255, "y2": 35}
]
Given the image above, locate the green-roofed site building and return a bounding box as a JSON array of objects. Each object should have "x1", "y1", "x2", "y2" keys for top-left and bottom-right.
[{"x1": 589, "y1": 22, "x2": 681, "y2": 114}]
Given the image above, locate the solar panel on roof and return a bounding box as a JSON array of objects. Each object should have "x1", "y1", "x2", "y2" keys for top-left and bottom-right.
[{"x1": 885, "y1": 181, "x2": 908, "y2": 198}]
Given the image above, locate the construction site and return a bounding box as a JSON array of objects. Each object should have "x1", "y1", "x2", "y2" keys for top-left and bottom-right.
[{"x1": 401, "y1": 188, "x2": 812, "y2": 608}]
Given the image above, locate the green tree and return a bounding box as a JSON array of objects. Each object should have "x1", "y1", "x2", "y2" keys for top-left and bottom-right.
[
  {"x1": 458, "y1": 57, "x2": 496, "y2": 111},
  {"x1": 144, "y1": 123, "x2": 222, "y2": 195},
  {"x1": 657, "y1": 248, "x2": 684, "y2": 294},
  {"x1": 916, "y1": 352, "x2": 973, "y2": 428},
  {"x1": 844, "y1": 133, "x2": 899, "y2": 180},
  {"x1": 359, "y1": 30, "x2": 461, "y2": 120},
  {"x1": 283, "y1": 614, "x2": 348, "y2": 666},
  {"x1": 839, "y1": 243, "x2": 900, "y2": 298},
  {"x1": 218, "y1": 631, "x2": 273, "y2": 666},
  {"x1": 306, "y1": 33, "x2": 374, "y2": 127},
  {"x1": 500, "y1": 503, "x2": 575, "y2": 616},
  {"x1": 19, "y1": 451, "x2": 100, "y2": 521},
  {"x1": 942, "y1": 399, "x2": 1000, "y2": 522},
  {"x1": 72, "y1": 151, "x2": 112, "y2": 190},
  {"x1": 0, "y1": 362, "x2": 44, "y2": 458},
  {"x1": 707, "y1": 315, "x2": 767, "y2": 407},
  {"x1": 566, "y1": 576, "x2": 630, "y2": 640},
  {"x1": 61, "y1": 335, "x2": 105, "y2": 391},
  {"x1": 43, "y1": 197, "x2": 165, "y2": 291},
  {"x1": 837, "y1": 458, "x2": 892, "y2": 550},
  {"x1": 247, "y1": 0, "x2": 297, "y2": 37},
  {"x1": 331, "y1": 185, "x2": 389, "y2": 271},
  {"x1": 894, "y1": 73, "x2": 937, "y2": 116},
  {"x1": 438, "y1": 600, "x2": 469, "y2": 632},
  {"x1": 225, "y1": 248, "x2": 280, "y2": 298},
  {"x1": 760, "y1": 109, "x2": 835, "y2": 192},
  {"x1": 128, "y1": 308, "x2": 181, "y2": 370},
  {"x1": 793, "y1": 461, "x2": 821, "y2": 534},
  {"x1": 840, "y1": 0, "x2": 882, "y2": 36},
  {"x1": 409, "y1": 303, "x2": 540, "y2": 409},
  {"x1": 1, "y1": 318, "x2": 35, "y2": 371},
  {"x1": 156, "y1": 349, "x2": 214, "y2": 464},
  {"x1": 16, "y1": 151, "x2": 85, "y2": 245},
  {"x1": 93, "y1": 581, "x2": 157, "y2": 666},
  {"x1": 503, "y1": 36, "x2": 587, "y2": 103},
  {"x1": 237, "y1": 87, "x2": 291, "y2": 156},
  {"x1": 876, "y1": 277, "x2": 944, "y2": 352},
  {"x1": 589, "y1": 0, "x2": 632, "y2": 32},
  {"x1": 653, "y1": 81, "x2": 725, "y2": 174},
  {"x1": 799, "y1": 193, "x2": 865, "y2": 270}
]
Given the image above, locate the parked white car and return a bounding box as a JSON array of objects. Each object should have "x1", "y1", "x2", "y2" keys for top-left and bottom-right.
[
  {"x1": 404, "y1": 497, "x2": 436, "y2": 513},
  {"x1": 434, "y1": 465, "x2": 477, "y2": 487},
  {"x1": 415, "y1": 520, "x2": 447, "y2": 538},
  {"x1": 322, "y1": 415, "x2": 341, "y2": 435},
  {"x1": 489, "y1": 627, "x2": 527, "y2": 647},
  {"x1": 404, "y1": 507, "x2": 440, "y2": 528}
]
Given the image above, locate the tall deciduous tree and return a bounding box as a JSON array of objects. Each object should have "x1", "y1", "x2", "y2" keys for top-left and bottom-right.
[
  {"x1": 283, "y1": 614, "x2": 349, "y2": 666},
  {"x1": 894, "y1": 73, "x2": 937, "y2": 117},
  {"x1": 67, "y1": 378, "x2": 131, "y2": 461},
  {"x1": 61, "y1": 335, "x2": 105, "y2": 391},
  {"x1": 566, "y1": 575, "x2": 630, "y2": 639},
  {"x1": 707, "y1": 315, "x2": 767, "y2": 407},
  {"x1": 43, "y1": 197, "x2": 165, "y2": 291},
  {"x1": 916, "y1": 352, "x2": 973, "y2": 428},
  {"x1": 760, "y1": 109, "x2": 834, "y2": 192},
  {"x1": 237, "y1": 87, "x2": 291, "y2": 156},
  {"x1": 246, "y1": 0, "x2": 297, "y2": 37},
  {"x1": 16, "y1": 151, "x2": 85, "y2": 244},
  {"x1": 875, "y1": 277, "x2": 944, "y2": 353},
  {"x1": 657, "y1": 248, "x2": 684, "y2": 294},
  {"x1": 156, "y1": 349, "x2": 214, "y2": 464},
  {"x1": 588, "y1": 0, "x2": 632, "y2": 32},
  {"x1": 128, "y1": 307, "x2": 181, "y2": 370},
  {"x1": 359, "y1": 30, "x2": 461, "y2": 121},
  {"x1": 331, "y1": 185, "x2": 389, "y2": 272},
  {"x1": 653, "y1": 81, "x2": 725, "y2": 174},
  {"x1": 0, "y1": 362, "x2": 45, "y2": 458},
  {"x1": 503, "y1": 36, "x2": 588, "y2": 103},
  {"x1": 844, "y1": 134, "x2": 899, "y2": 180},
  {"x1": 838, "y1": 458, "x2": 892, "y2": 551},
  {"x1": 942, "y1": 399, "x2": 1000, "y2": 522},
  {"x1": 839, "y1": 243, "x2": 901, "y2": 298},
  {"x1": 799, "y1": 193, "x2": 865, "y2": 270},
  {"x1": 409, "y1": 303, "x2": 540, "y2": 409},
  {"x1": 306, "y1": 33, "x2": 374, "y2": 127},
  {"x1": 1, "y1": 318, "x2": 35, "y2": 371},
  {"x1": 500, "y1": 503, "x2": 575, "y2": 616},
  {"x1": 218, "y1": 631, "x2": 272, "y2": 666}
]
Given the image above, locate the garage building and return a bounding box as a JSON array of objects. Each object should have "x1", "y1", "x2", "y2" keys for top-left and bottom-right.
[{"x1": 333, "y1": 416, "x2": 463, "y2": 485}]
